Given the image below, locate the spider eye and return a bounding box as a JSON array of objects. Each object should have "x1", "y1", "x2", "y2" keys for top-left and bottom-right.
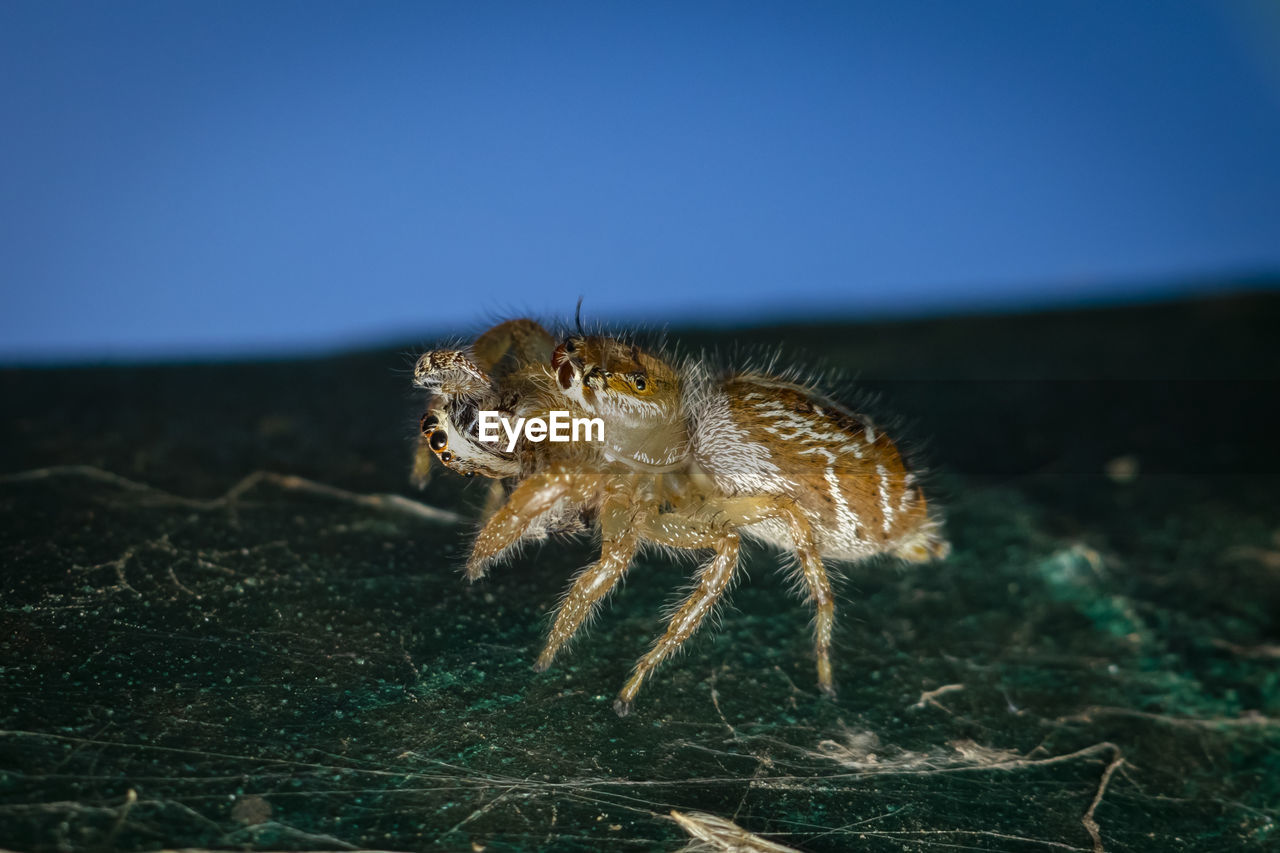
[
  {"x1": 565, "y1": 339, "x2": 577, "y2": 353},
  {"x1": 633, "y1": 376, "x2": 647, "y2": 392},
  {"x1": 429, "y1": 430, "x2": 448, "y2": 451}
]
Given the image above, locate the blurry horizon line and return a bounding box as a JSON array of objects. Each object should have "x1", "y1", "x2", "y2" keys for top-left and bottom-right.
[{"x1": 3, "y1": 266, "x2": 1277, "y2": 366}]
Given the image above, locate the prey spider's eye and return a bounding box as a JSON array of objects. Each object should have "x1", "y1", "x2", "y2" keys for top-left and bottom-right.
[
  {"x1": 429, "y1": 430, "x2": 448, "y2": 451},
  {"x1": 633, "y1": 376, "x2": 647, "y2": 392}
]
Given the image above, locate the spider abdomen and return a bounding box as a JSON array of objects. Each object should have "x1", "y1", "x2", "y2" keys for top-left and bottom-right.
[{"x1": 691, "y1": 375, "x2": 947, "y2": 563}]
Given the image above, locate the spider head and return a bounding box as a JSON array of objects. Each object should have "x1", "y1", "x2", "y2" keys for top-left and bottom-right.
[{"x1": 551, "y1": 335, "x2": 678, "y2": 423}]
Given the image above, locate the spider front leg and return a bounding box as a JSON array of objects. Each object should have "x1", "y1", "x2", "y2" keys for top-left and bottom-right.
[
  {"x1": 466, "y1": 467, "x2": 602, "y2": 580},
  {"x1": 534, "y1": 490, "x2": 647, "y2": 672}
]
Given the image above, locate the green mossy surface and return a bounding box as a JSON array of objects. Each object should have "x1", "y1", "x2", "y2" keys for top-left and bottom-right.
[{"x1": 2, "y1": 295, "x2": 1278, "y2": 851}]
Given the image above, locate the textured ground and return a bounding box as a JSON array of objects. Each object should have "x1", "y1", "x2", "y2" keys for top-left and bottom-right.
[{"x1": 1, "y1": 294, "x2": 1277, "y2": 851}]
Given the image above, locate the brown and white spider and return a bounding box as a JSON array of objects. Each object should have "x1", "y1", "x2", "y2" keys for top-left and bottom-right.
[{"x1": 412, "y1": 319, "x2": 948, "y2": 715}]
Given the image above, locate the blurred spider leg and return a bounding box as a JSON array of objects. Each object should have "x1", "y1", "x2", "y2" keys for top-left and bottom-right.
[
  {"x1": 471, "y1": 318, "x2": 555, "y2": 372},
  {"x1": 479, "y1": 478, "x2": 507, "y2": 523},
  {"x1": 615, "y1": 531, "x2": 741, "y2": 716},
  {"x1": 409, "y1": 435, "x2": 435, "y2": 489},
  {"x1": 466, "y1": 468, "x2": 598, "y2": 580},
  {"x1": 535, "y1": 496, "x2": 645, "y2": 672}
]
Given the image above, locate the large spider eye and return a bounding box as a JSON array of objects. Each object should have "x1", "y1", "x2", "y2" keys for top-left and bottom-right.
[
  {"x1": 420, "y1": 414, "x2": 438, "y2": 435},
  {"x1": 429, "y1": 430, "x2": 448, "y2": 451},
  {"x1": 633, "y1": 376, "x2": 647, "y2": 392}
]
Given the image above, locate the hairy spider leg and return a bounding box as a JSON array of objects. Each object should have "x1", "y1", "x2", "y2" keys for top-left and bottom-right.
[
  {"x1": 466, "y1": 467, "x2": 601, "y2": 579},
  {"x1": 613, "y1": 494, "x2": 839, "y2": 713},
  {"x1": 721, "y1": 494, "x2": 837, "y2": 697},
  {"x1": 535, "y1": 488, "x2": 754, "y2": 673},
  {"x1": 779, "y1": 507, "x2": 836, "y2": 696},
  {"x1": 615, "y1": 528, "x2": 741, "y2": 716},
  {"x1": 535, "y1": 488, "x2": 648, "y2": 671}
]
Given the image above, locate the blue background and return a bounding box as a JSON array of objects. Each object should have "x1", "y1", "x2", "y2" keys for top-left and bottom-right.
[{"x1": 3, "y1": 0, "x2": 1279, "y2": 360}]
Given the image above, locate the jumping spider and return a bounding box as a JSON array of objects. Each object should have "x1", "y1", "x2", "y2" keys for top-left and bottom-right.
[{"x1": 412, "y1": 318, "x2": 949, "y2": 715}]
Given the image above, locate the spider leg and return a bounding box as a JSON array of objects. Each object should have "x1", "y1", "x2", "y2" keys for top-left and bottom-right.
[
  {"x1": 537, "y1": 500, "x2": 737, "y2": 672},
  {"x1": 639, "y1": 511, "x2": 726, "y2": 549},
  {"x1": 409, "y1": 433, "x2": 435, "y2": 489},
  {"x1": 782, "y1": 512, "x2": 837, "y2": 697},
  {"x1": 614, "y1": 530, "x2": 740, "y2": 716},
  {"x1": 471, "y1": 317, "x2": 554, "y2": 375},
  {"x1": 724, "y1": 496, "x2": 838, "y2": 698},
  {"x1": 675, "y1": 495, "x2": 840, "y2": 699},
  {"x1": 535, "y1": 495, "x2": 644, "y2": 671},
  {"x1": 479, "y1": 478, "x2": 507, "y2": 522},
  {"x1": 466, "y1": 468, "x2": 599, "y2": 580}
]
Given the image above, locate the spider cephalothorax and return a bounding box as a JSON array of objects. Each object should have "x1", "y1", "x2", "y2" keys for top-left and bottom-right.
[
  {"x1": 410, "y1": 318, "x2": 950, "y2": 715},
  {"x1": 550, "y1": 334, "x2": 689, "y2": 471}
]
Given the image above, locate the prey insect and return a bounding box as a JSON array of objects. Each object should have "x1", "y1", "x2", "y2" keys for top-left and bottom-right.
[{"x1": 411, "y1": 318, "x2": 949, "y2": 715}]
